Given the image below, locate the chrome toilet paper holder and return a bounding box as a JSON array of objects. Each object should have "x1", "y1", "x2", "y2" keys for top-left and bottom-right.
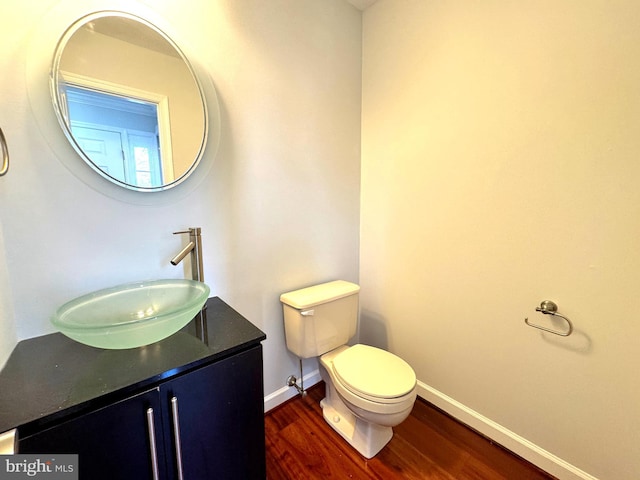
[{"x1": 525, "y1": 300, "x2": 573, "y2": 337}]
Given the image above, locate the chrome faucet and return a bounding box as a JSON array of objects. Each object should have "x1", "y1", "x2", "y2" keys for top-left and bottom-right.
[
  {"x1": 171, "y1": 227, "x2": 204, "y2": 282},
  {"x1": 171, "y1": 227, "x2": 208, "y2": 341}
]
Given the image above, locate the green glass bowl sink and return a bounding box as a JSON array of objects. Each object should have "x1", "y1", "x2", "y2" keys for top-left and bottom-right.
[{"x1": 51, "y1": 279, "x2": 210, "y2": 349}]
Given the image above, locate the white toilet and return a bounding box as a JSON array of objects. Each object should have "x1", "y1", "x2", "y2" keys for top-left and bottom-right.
[{"x1": 280, "y1": 280, "x2": 417, "y2": 459}]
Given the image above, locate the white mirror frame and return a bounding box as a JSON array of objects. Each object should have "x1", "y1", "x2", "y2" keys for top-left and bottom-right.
[{"x1": 27, "y1": 0, "x2": 221, "y2": 206}]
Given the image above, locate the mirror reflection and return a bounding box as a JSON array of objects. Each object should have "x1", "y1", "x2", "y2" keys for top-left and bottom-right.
[{"x1": 52, "y1": 12, "x2": 207, "y2": 191}]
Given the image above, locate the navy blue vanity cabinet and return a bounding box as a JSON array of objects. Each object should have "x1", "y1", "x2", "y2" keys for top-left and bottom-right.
[
  {"x1": 1, "y1": 298, "x2": 267, "y2": 480},
  {"x1": 19, "y1": 387, "x2": 168, "y2": 479},
  {"x1": 18, "y1": 345, "x2": 265, "y2": 480},
  {"x1": 160, "y1": 345, "x2": 265, "y2": 479}
]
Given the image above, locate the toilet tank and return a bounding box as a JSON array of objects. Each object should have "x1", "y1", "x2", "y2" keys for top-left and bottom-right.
[{"x1": 280, "y1": 280, "x2": 360, "y2": 358}]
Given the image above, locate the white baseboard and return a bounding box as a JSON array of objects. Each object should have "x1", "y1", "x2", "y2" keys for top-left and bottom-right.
[
  {"x1": 264, "y1": 369, "x2": 322, "y2": 413},
  {"x1": 416, "y1": 380, "x2": 598, "y2": 480}
]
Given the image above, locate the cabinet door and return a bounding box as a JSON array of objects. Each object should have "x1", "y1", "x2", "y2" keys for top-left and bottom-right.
[
  {"x1": 19, "y1": 387, "x2": 167, "y2": 480},
  {"x1": 162, "y1": 345, "x2": 266, "y2": 480}
]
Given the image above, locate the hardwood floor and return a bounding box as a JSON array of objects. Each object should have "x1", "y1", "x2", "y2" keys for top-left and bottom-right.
[{"x1": 265, "y1": 382, "x2": 556, "y2": 479}]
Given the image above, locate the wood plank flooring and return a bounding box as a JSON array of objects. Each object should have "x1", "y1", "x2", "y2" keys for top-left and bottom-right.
[{"x1": 265, "y1": 382, "x2": 556, "y2": 479}]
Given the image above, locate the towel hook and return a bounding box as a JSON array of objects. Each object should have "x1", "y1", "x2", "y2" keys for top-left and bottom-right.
[
  {"x1": 524, "y1": 300, "x2": 573, "y2": 337},
  {"x1": 0, "y1": 128, "x2": 8, "y2": 177}
]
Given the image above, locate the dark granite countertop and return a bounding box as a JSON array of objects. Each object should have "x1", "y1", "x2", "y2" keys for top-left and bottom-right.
[{"x1": 0, "y1": 297, "x2": 266, "y2": 436}]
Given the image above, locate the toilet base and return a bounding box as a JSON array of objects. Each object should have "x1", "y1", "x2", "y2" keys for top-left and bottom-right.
[{"x1": 320, "y1": 397, "x2": 393, "y2": 459}]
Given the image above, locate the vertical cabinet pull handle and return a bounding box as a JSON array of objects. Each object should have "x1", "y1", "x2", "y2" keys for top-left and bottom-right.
[
  {"x1": 171, "y1": 396, "x2": 185, "y2": 480},
  {"x1": 0, "y1": 429, "x2": 17, "y2": 454},
  {"x1": 146, "y1": 408, "x2": 160, "y2": 480},
  {"x1": 0, "y1": 128, "x2": 9, "y2": 177}
]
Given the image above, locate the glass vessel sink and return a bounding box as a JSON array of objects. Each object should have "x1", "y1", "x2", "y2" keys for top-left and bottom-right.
[{"x1": 51, "y1": 279, "x2": 210, "y2": 349}]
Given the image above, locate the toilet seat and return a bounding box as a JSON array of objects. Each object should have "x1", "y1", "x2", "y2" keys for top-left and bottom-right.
[{"x1": 331, "y1": 344, "x2": 416, "y2": 404}]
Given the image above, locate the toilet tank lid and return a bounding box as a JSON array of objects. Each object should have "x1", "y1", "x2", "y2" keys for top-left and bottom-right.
[{"x1": 280, "y1": 280, "x2": 360, "y2": 309}]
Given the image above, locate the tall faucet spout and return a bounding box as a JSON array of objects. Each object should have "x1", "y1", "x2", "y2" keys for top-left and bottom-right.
[
  {"x1": 171, "y1": 242, "x2": 195, "y2": 266},
  {"x1": 171, "y1": 228, "x2": 204, "y2": 283}
]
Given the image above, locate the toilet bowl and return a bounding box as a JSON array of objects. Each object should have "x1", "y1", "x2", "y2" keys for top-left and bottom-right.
[
  {"x1": 319, "y1": 344, "x2": 417, "y2": 458},
  {"x1": 280, "y1": 280, "x2": 417, "y2": 458}
]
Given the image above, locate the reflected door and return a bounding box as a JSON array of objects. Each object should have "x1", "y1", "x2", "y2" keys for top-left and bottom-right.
[
  {"x1": 65, "y1": 85, "x2": 164, "y2": 188},
  {"x1": 72, "y1": 125, "x2": 127, "y2": 182}
]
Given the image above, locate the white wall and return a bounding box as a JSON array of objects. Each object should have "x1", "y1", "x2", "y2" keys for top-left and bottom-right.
[
  {"x1": 0, "y1": 0, "x2": 361, "y2": 408},
  {"x1": 361, "y1": 1, "x2": 639, "y2": 479}
]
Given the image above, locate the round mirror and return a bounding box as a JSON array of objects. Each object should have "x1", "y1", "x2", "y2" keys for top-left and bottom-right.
[{"x1": 51, "y1": 11, "x2": 208, "y2": 192}]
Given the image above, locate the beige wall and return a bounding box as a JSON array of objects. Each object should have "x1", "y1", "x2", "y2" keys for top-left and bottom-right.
[
  {"x1": 0, "y1": 0, "x2": 361, "y2": 408},
  {"x1": 361, "y1": 1, "x2": 639, "y2": 479}
]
